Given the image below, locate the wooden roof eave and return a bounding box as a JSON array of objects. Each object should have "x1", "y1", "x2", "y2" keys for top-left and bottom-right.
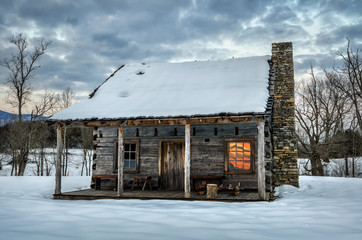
[
  {"x1": 46, "y1": 113, "x2": 271, "y2": 128},
  {"x1": 46, "y1": 119, "x2": 124, "y2": 128}
]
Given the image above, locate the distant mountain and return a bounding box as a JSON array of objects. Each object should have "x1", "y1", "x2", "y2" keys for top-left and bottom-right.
[{"x1": 0, "y1": 110, "x2": 47, "y2": 126}]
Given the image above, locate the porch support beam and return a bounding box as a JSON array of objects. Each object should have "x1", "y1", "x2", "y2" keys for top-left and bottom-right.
[
  {"x1": 184, "y1": 124, "x2": 191, "y2": 198},
  {"x1": 257, "y1": 119, "x2": 266, "y2": 200},
  {"x1": 117, "y1": 124, "x2": 125, "y2": 197},
  {"x1": 55, "y1": 123, "x2": 63, "y2": 195}
]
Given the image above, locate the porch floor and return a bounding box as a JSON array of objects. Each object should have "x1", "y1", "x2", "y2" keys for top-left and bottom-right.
[{"x1": 54, "y1": 189, "x2": 260, "y2": 201}]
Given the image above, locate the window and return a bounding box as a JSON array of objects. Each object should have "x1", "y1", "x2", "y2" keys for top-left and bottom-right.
[
  {"x1": 226, "y1": 141, "x2": 253, "y2": 173},
  {"x1": 124, "y1": 143, "x2": 137, "y2": 168},
  {"x1": 114, "y1": 141, "x2": 139, "y2": 172}
]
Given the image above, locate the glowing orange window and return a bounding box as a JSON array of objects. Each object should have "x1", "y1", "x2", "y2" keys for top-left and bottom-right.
[{"x1": 228, "y1": 142, "x2": 252, "y2": 171}]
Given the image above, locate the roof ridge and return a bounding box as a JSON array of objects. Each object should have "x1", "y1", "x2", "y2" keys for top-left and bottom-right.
[{"x1": 89, "y1": 64, "x2": 125, "y2": 99}]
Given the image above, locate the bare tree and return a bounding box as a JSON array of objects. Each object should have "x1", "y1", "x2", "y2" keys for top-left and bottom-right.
[
  {"x1": 7, "y1": 121, "x2": 31, "y2": 175},
  {"x1": 1, "y1": 33, "x2": 51, "y2": 122},
  {"x1": 81, "y1": 127, "x2": 93, "y2": 176},
  {"x1": 59, "y1": 86, "x2": 76, "y2": 110},
  {"x1": 0, "y1": 125, "x2": 9, "y2": 170},
  {"x1": 295, "y1": 66, "x2": 350, "y2": 176},
  {"x1": 329, "y1": 38, "x2": 362, "y2": 132},
  {"x1": 6, "y1": 90, "x2": 59, "y2": 175},
  {"x1": 32, "y1": 90, "x2": 59, "y2": 120},
  {"x1": 30, "y1": 91, "x2": 59, "y2": 176},
  {"x1": 57, "y1": 87, "x2": 77, "y2": 176}
]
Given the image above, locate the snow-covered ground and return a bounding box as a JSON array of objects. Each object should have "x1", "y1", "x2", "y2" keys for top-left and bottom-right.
[{"x1": 0, "y1": 176, "x2": 361, "y2": 240}]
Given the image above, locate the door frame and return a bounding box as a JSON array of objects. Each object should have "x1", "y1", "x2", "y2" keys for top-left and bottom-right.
[{"x1": 158, "y1": 139, "x2": 185, "y2": 190}]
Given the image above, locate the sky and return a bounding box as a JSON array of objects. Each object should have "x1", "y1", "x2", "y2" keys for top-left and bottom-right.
[{"x1": 0, "y1": 0, "x2": 361, "y2": 114}]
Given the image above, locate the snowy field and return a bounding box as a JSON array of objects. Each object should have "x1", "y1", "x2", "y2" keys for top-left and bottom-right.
[{"x1": 0, "y1": 176, "x2": 361, "y2": 240}]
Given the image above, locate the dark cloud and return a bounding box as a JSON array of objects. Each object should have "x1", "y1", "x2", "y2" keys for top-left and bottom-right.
[
  {"x1": 17, "y1": 1, "x2": 82, "y2": 27},
  {"x1": 294, "y1": 53, "x2": 338, "y2": 72},
  {"x1": 206, "y1": 0, "x2": 266, "y2": 20},
  {"x1": 66, "y1": 17, "x2": 79, "y2": 26},
  {"x1": 333, "y1": 24, "x2": 362, "y2": 43},
  {"x1": 263, "y1": 5, "x2": 299, "y2": 24},
  {"x1": 0, "y1": 0, "x2": 361, "y2": 110},
  {"x1": 92, "y1": 33, "x2": 129, "y2": 48}
]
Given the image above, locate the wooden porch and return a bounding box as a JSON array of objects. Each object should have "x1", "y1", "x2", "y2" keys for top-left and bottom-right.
[{"x1": 54, "y1": 189, "x2": 259, "y2": 202}]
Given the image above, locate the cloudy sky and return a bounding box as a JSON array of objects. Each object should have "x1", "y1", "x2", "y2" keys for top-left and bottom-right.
[{"x1": 0, "y1": 0, "x2": 361, "y2": 113}]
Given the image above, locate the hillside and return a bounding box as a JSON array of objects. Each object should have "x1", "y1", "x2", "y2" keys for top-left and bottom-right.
[{"x1": 0, "y1": 110, "x2": 47, "y2": 126}]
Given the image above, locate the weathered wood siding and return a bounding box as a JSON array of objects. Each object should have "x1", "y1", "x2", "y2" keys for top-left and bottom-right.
[{"x1": 92, "y1": 118, "x2": 272, "y2": 191}]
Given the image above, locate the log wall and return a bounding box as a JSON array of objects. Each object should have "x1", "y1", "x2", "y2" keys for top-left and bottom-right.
[{"x1": 92, "y1": 118, "x2": 272, "y2": 192}]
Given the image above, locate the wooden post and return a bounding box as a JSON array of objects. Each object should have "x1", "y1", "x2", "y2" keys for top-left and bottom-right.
[
  {"x1": 55, "y1": 123, "x2": 63, "y2": 195},
  {"x1": 258, "y1": 119, "x2": 266, "y2": 200},
  {"x1": 117, "y1": 124, "x2": 124, "y2": 197},
  {"x1": 184, "y1": 124, "x2": 191, "y2": 198}
]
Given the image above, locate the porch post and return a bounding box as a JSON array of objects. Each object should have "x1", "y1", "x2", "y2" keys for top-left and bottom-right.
[
  {"x1": 55, "y1": 123, "x2": 63, "y2": 195},
  {"x1": 257, "y1": 119, "x2": 266, "y2": 200},
  {"x1": 184, "y1": 124, "x2": 191, "y2": 198},
  {"x1": 117, "y1": 124, "x2": 124, "y2": 197}
]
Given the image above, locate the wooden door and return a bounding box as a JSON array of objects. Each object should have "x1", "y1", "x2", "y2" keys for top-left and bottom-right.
[{"x1": 161, "y1": 142, "x2": 185, "y2": 190}]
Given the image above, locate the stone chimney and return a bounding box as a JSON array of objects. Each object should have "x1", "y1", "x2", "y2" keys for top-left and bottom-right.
[{"x1": 270, "y1": 42, "x2": 299, "y2": 187}]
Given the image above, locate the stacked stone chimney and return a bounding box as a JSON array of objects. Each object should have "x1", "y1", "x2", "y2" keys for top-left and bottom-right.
[{"x1": 271, "y1": 42, "x2": 299, "y2": 187}]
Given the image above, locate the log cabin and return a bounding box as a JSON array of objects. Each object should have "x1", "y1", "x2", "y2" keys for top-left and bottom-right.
[{"x1": 49, "y1": 42, "x2": 298, "y2": 201}]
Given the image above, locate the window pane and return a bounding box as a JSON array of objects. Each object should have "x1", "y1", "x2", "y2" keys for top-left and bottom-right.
[
  {"x1": 244, "y1": 142, "x2": 251, "y2": 151},
  {"x1": 124, "y1": 160, "x2": 130, "y2": 168},
  {"x1": 125, "y1": 144, "x2": 130, "y2": 151},
  {"x1": 130, "y1": 152, "x2": 136, "y2": 160},
  {"x1": 125, "y1": 152, "x2": 130, "y2": 160},
  {"x1": 229, "y1": 151, "x2": 236, "y2": 160},
  {"x1": 236, "y1": 152, "x2": 243, "y2": 160},
  {"x1": 131, "y1": 144, "x2": 136, "y2": 151},
  {"x1": 130, "y1": 160, "x2": 136, "y2": 169},
  {"x1": 229, "y1": 142, "x2": 236, "y2": 151},
  {"x1": 229, "y1": 161, "x2": 237, "y2": 169}
]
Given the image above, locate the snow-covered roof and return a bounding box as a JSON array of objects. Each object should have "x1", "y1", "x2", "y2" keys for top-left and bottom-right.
[{"x1": 51, "y1": 56, "x2": 271, "y2": 121}]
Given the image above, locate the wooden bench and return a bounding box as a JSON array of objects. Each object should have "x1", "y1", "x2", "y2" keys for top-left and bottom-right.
[
  {"x1": 190, "y1": 175, "x2": 224, "y2": 191},
  {"x1": 131, "y1": 176, "x2": 152, "y2": 191},
  {"x1": 93, "y1": 175, "x2": 118, "y2": 190}
]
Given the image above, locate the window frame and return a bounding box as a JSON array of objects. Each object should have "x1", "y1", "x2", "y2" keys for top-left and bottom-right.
[
  {"x1": 224, "y1": 139, "x2": 255, "y2": 174},
  {"x1": 113, "y1": 140, "x2": 140, "y2": 173}
]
